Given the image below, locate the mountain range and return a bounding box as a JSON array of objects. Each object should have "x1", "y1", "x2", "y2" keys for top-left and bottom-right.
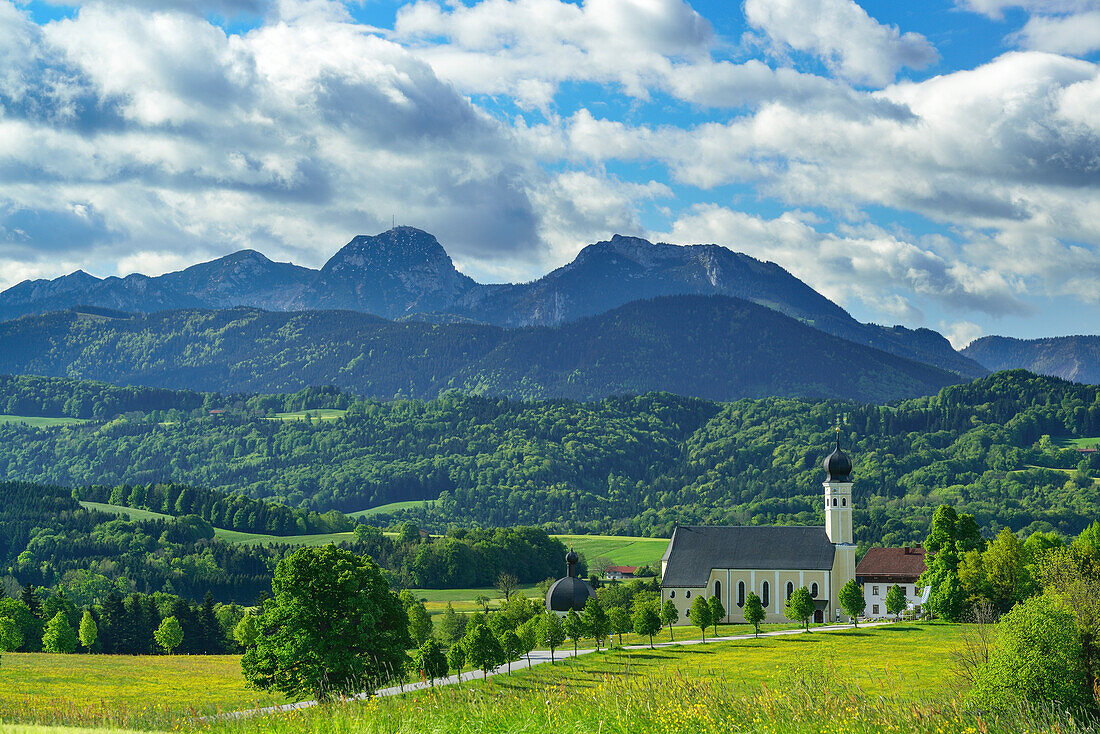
[
  {"x1": 963, "y1": 336, "x2": 1100, "y2": 384},
  {"x1": 0, "y1": 227, "x2": 986, "y2": 379},
  {"x1": 0, "y1": 295, "x2": 963, "y2": 403}
]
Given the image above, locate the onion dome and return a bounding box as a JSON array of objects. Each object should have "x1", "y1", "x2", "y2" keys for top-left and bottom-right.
[
  {"x1": 823, "y1": 439, "x2": 852, "y2": 482},
  {"x1": 545, "y1": 547, "x2": 595, "y2": 612}
]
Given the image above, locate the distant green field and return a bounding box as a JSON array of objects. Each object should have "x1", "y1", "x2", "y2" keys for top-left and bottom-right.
[
  {"x1": 0, "y1": 414, "x2": 89, "y2": 427},
  {"x1": 1054, "y1": 436, "x2": 1100, "y2": 449},
  {"x1": 349, "y1": 499, "x2": 431, "y2": 517},
  {"x1": 214, "y1": 529, "x2": 357, "y2": 546},
  {"x1": 553, "y1": 534, "x2": 668, "y2": 568},
  {"x1": 78, "y1": 501, "x2": 174, "y2": 522},
  {"x1": 267, "y1": 409, "x2": 347, "y2": 422}
]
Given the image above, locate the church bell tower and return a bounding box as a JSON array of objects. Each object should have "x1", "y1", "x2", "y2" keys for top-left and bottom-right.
[{"x1": 823, "y1": 426, "x2": 853, "y2": 545}]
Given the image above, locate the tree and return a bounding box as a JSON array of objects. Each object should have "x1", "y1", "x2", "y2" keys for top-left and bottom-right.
[
  {"x1": 234, "y1": 614, "x2": 259, "y2": 649},
  {"x1": 929, "y1": 573, "x2": 964, "y2": 622},
  {"x1": 632, "y1": 602, "x2": 662, "y2": 649},
  {"x1": 500, "y1": 630, "x2": 523, "y2": 673},
  {"x1": 583, "y1": 598, "x2": 609, "y2": 651},
  {"x1": 20, "y1": 585, "x2": 42, "y2": 620},
  {"x1": 983, "y1": 528, "x2": 1035, "y2": 612},
  {"x1": 743, "y1": 591, "x2": 765, "y2": 637},
  {"x1": 406, "y1": 602, "x2": 433, "y2": 646},
  {"x1": 838, "y1": 579, "x2": 865, "y2": 626},
  {"x1": 78, "y1": 610, "x2": 97, "y2": 652},
  {"x1": 884, "y1": 584, "x2": 907, "y2": 620},
  {"x1": 438, "y1": 603, "x2": 466, "y2": 645},
  {"x1": 241, "y1": 545, "x2": 411, "y2": 702},
  {"x1": 495, "y1": 572, "x2": 520, "y2": 601},
  {"x1": 154, "y1": 616, "x2": 183, "y2": 655},
  {"x1": 446, "y1": 642, "x2": 466, "y2": 674},
  {"x1": 516, "y1": 617, "x2": 538, "y2": 666},
  {"x1": 607, "y1": 606, "x2": 631, "y2": 647},
  {"x1": 707, "y1": 595, "x2": 726, "y2": 636},
  {"x1": 689, "y1": 596, "x2": 711, "y2": 643},
  {"x1": 0, "y1": 617, "x2": 24, "y2": 652},
  {"x1": 463, "y1": 620, "x2": 504, "y2": 678},
  {"x1": 969, "y1": 595, "x2": 1092, "y2": 710},
  {"x1": 413, "y1": 638, "x2": 449, "y2": 685},
  {"x1": 474, "y1": 595, "x2": 491, "y2": 614},
  {"x1": 660, "y1": 600, "x2": 679, "y2": 641},
  {"x1": 563, "y1": 609, "x2": 586, "y2": 656},
  {"x1": 42, "y1": 611, "x2": 77, "y2": 654},
  {"x1": 784, "y1": 586, "x2": 815, "y2": 631},
  {"x1": 537, "y1": 611, "x2": 565, "y2": 663},
  {"x1": 399, "y1": 521, "x2": 421, "y2": 544}
]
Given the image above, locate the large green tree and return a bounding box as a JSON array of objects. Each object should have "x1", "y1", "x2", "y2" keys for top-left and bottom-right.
[
  {"x1": 743, "y1": 592, "x2": 765, "y2": 637},
  {"x1": 78, "y1": 610, "x2": 97, "y2": 652},
  {"x1": 884, "y1": 584, "x2": 907, "y2": 620},
  {"x1": 154, "y1": 616, "x2": 183, "y2": 655},
  {"x1": 241, "y1": 545, "x2": 410, "y2": 701},
  {"x1": 707, "y1": 595, "x2": 726, "y2": 636},
  {"x1": 784, "y1": 586, "x2": 815, "y2": 631},
  {"x1": 689, "y1": 596, "x2": 711, "y2": 643},
  {"x1": 838, "y1": 579, "x2": 865, "y2": 627},
  {"x1": 563, "y1": 610, "x2": 586, "y2": 656},
  {"x1": 537, "y1": 611, "x2": 565, "y2": 663},
  {"x1": 412, "y1": 638, "x2": 449, "y2": 685},
  {"x1": 582, "y1": 598, "x2": 609, "y2": 651},
  {"x1": 632, "y1": 602, "x2": 662, "y2": 649},
  {"x1": 660, "y1": 600, "x2": 679, "y2": 641},
  {"x1": 42, "y1": 611, "x2": 77, "y2": 654}
]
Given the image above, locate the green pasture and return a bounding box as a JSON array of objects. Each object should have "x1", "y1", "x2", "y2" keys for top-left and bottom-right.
[
  {"x1": 1054, "y1": 436, "x2": 1100, "y2": 449},
  {"x1": 266, "y1": 409, "x2": 347, "y2": 422},
  {"x1": 553, "y1": 534, "x2": 668, "y2": 568},
  {"x1": 212, "y1": 529, "x2": 357, "y2": 546},
  {"x1": 0, "y1": 415, "x2": 88, "y2": 427},
  {"x1": 0, "y1": 652, "x2": 284, "y2": 729},
  {"x1": 78, "y1": 502, "x2": 174, "y2": 523},
  {"x1": 348, "y1": 500, "x2": 430, "y2": 518}
]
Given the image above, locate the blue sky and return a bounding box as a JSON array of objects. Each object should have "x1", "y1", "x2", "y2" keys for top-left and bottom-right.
[{"x1": 2, "y1": 0, "x2": 1100, "y2": 346}]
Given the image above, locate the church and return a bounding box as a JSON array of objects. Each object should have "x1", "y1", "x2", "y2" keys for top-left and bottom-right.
[{"x1": 659, "y1": 438, "x2": 857, "y2": 624}]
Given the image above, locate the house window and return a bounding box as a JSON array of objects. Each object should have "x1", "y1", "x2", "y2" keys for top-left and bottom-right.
[
  {"x1": 738, "y1": 581, "x2": 745, "y2": 607},
  {"x1": 810, "y1": 582, "x2": 818, "y2": 598},
  {"x1": 786, "y1": 581, "x2": 794, "y2": 600},
  {"x1": 873, "y1": 604, "x2": 879, "y2": 615},
  {"x1": 762, "y1": 581, "x2": 770, "y2": 607},
  {"x1": 872, "y1": 585, "x2": 879, "y2": 596},
  {"x1": 714, "y1": 580, "x2": 721, "y2": 601}
]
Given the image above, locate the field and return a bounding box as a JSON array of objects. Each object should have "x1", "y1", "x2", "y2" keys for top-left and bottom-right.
[
  {"x1": 554, "y1": 534, "x2": 668, "y2": 568},
  {"x1": 78, "y1": 502, "x2": 174, "y2": 522},
  {"x1": 349, "y1": 500, "x2": 430, "y2": 518},
  {"x1": 0, "y1": 414, "x2": 88, "y2": 427},
  {"x1": 212, "y1": 529, "x2": 357, "y2": 546},
  {"x1": 1054, "y1": 436, "x2": 1100, "y2": 449},
  {"x1": 266, "y1": 409, "x2": 347, "y2": 422},
  {"x1": 0, "y1": 652, "x2": 284, "y2": 729}
]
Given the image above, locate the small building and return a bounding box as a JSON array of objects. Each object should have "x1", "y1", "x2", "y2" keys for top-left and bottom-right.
[
  {"x1": 545, "y1": 548, "x2": 596, "y2": 615},
  {"x1": 855, "y1": 546, "x2": 927, "y2": 617},
  {"x1": 659, "y1": 438, "x2": 858, "y2": 625},
  {"x1": 604, "y1": 565, "x2": 637, "y2": 580}
]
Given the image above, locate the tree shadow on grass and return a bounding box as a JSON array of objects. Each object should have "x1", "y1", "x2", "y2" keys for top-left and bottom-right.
[{"x1": 874, "y1": 625, "x2": 925, "y2": 634}]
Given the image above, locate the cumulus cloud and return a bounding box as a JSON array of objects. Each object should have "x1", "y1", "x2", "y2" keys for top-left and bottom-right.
[
  {"x1": 744, "y1": 0, "x2": 938, "y2": 86},
  {"x1": 956, "y1": 0, "x2": 1098, "y2": 19},
  {"x1": 941, "y1": 320, "x2": 985, "y2": 349},
  {"x1": 1011, "y1": 11, "x2": 1100, "y2": 55}
]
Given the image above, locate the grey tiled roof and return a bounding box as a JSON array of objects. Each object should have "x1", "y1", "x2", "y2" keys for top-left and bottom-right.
[{"x1": 660, "y1": 525, "x2": 836, "y2": 587}]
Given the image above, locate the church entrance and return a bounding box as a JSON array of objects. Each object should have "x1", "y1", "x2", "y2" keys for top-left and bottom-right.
[{"x1": 814, "y1": 609, "x2": 824, "y2": 624}]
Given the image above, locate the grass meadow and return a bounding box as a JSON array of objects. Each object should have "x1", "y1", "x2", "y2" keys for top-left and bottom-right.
[
  {"x1": 0, "y1": 415, "x2": 89, "y2": 427},
  {"x1": 554, "y1": 534, "x2": 668, "y2": 568},
  {"x1": 78, "y1": 502, "x2": 175, "y2": 523}
]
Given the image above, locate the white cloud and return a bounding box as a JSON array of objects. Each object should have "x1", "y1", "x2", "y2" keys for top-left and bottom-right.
[
  {"x1": 1011, "y1": 11, "x2": 1100, "y2": 55},
  {"x1": 956, "y1": 0, "x2": 1099, "y2": 19},
  {"x1": 941, "y1": 320, "x2": 985, "y2": 349},
  {"x1": 744, "y1": 0, "x2": 937, "y2": 86}
]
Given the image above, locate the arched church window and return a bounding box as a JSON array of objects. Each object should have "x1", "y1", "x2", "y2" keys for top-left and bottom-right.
[
  {"x1": 762, "y1": 581, "x2": 770, "y2": 607},
  {"x1": 811, "y1": 582, "x2": 819, "y2": 598},
  {"x1": 842, "y1": 497, "x2": 847, "y2": 506},
  {"x1": 686, "y1": 590, "x2": 691, "y2": 598},
  {"x1": 786, "y1": 581, "x2": 794, "y2": 600},
  {"x1": 670, "y1": 590, "x2": 675, "y2": 598},
  {"x1": 714, "y1": 580, "x2": 721, "y2": 600},
  {"x1": 738, "y1": 581, "x2": 745, "y2": 607},
  {"x1": 832, "y1": 498, "x2": 838, "y2": 506}
]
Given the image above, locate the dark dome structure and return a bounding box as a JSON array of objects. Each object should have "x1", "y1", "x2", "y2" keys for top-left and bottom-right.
[
  {"x1": 546, "y1": 548, "x2": 595, "y2": 613},
  {"x1": 823, "y1": 439, "x2": 852, "y2": 482}
]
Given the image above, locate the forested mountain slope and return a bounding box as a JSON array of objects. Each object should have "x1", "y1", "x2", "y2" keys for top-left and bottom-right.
[
  {"x1": 0, "y1": 371, "x2": 1097, "y2": 546},
  {"x1": 0, "y1": 295, "x2": 964, "y2": 403},
  {"x1": 964, "y1": 335, "x2": 1100, "y2": 384},
  {"x1": 0, "y1": 227, "x2": 985, "y2": 378}
]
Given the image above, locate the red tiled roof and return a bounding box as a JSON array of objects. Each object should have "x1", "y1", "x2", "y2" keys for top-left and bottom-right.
[
  {"x1": 605, "y1": 566, "x2": 638, "y2": 574},
  {"x1": 855, "y1": 547, "x2": 926, "y2": 580}
]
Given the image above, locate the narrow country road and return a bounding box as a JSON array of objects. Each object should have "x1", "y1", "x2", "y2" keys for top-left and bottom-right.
[{"x1": 210, "y1": 621, "x2": 891, "y2": 721}]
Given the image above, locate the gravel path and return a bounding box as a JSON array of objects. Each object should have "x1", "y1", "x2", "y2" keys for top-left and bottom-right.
[{"x1": 210, "y1": 620, "x2": 891, "y2": 721}]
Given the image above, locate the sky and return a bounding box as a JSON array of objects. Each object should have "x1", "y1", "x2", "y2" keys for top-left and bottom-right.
[{"x1": 1, "y1": 0, "x2": 1099, "y2": 346}]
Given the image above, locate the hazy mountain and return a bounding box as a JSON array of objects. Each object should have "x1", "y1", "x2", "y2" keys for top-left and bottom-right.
[
  {"x1": 0, "y1": 226, "x2": 985, "y2": 377},
  {"x1": 0, "y1": 295, "x2": 963, "y2": 403},
  {"x1": 963, "y1": 335, "x2": 1100, "y2": 384}
]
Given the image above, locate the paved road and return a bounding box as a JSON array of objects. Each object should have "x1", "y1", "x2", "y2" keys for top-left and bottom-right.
[{"x1": 211, "y1": 621, "x2": 891, "y2": 721}]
